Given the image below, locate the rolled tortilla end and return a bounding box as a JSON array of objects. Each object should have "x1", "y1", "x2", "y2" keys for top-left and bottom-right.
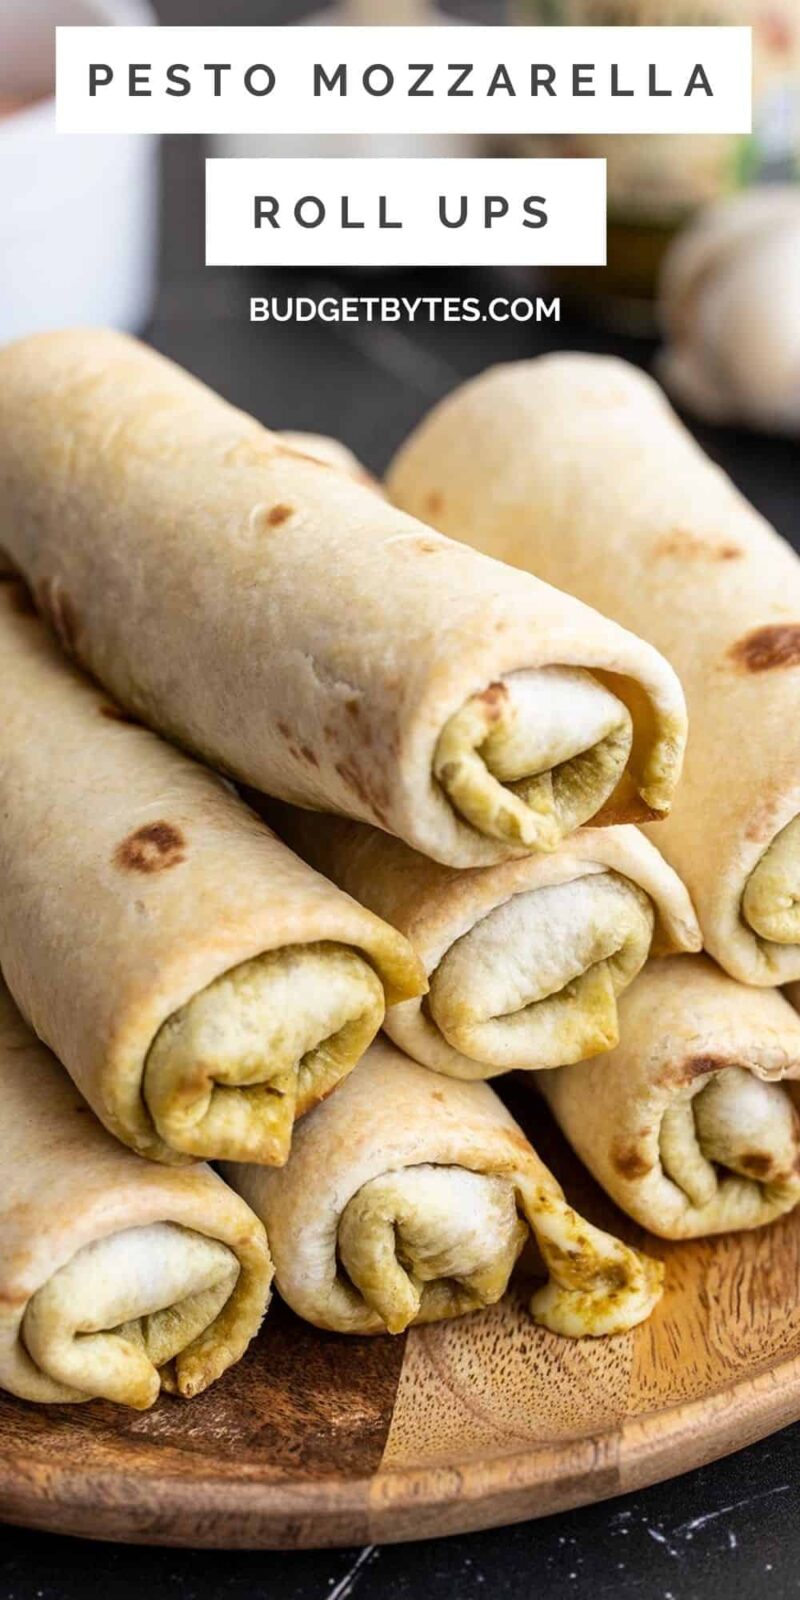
[
  {"x1": 741, "y1": 816, "x2": 800, "y2": 946},
  {"x1": 224, "y1": 1039, "x2": 662, "y2": 1339},
  {"x1": 434, "y1": 668, "x2": 634, "y2": 852},
  {"x1": 22, "y1": 1224, "x2": 240, "y2": 1410},
  {"x1": 0, "y1": 330, "x2": 685, "y2": 868},
  {"x1": 657, "y1": 1068, "x2": 800, "y2": 1213},
  {"x1": 264, "y1": 804, "x2": 701, "y2": 1080},
  {"x1": 539, "y1": 955, "x2": 800, "y2": 1239},
  {"x1": 268, "y1": 476, "x2": 644, "y2": 852},
  {"x1": 336, "y1": 1166, "x2": 529, "y2": 1334},
  {"x1": 0, "y1": 983, "x2": 272, "y2": 1408},
  {"x1": 424, "y1": 873, "x2": 651, "y2": 1072},
  {"x1": 142, "y1": 944, "x2": 387, "y2": 1164},
  {"x1": 0, "y1": 584, "x2": 424, "y2": 1165}
]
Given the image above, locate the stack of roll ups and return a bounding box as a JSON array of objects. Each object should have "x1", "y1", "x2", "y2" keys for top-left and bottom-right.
[{"x1": 0, "y1": 328, "x2": 795, "y2": 1410}]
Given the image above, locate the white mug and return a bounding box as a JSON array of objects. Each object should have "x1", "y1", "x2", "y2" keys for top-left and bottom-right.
[{"x1": 0, "y1": 0, "x2": 159, "y2": 343}]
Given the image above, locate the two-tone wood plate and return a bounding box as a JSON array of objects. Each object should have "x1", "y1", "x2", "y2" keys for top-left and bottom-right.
[{"x1": 3, "y1": 1114, "x2": 800, "y2": 1549}]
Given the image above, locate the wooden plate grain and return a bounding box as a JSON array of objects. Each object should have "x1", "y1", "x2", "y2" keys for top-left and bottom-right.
[{"x1": 3, "y1": 1115, "x2": 800, "y2": 1549}]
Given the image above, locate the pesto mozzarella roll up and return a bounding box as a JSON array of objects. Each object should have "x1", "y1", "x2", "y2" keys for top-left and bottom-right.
[
  {"x1": 389, "y1": 352, "x2": 800, "y2": 974},
  {"x1": 225, "y1": 1038, "x2": 663, "y2": 1340},
  {"x1": 0, "y1": 582, "x2": 423, "y2": 1166},
  {"x1": 539, "y1": 956, "x2": 800, "y2": 1239},
  {"x1": 0, "y1": 983, "x2": 271, "y2": 1409},
  {"x1": 266, "y1": 805, "x2": 700, "y2": 1078},
  {"x1": 0, "y1": 329, "x2": 685, "y2": 869}
]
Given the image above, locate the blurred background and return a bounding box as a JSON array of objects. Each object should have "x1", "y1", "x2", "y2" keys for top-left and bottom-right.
[{"x1": 0, "y1": 0, "x2": 797, "y2": 523}]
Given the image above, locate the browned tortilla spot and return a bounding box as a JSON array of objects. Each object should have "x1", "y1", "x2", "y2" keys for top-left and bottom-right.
[
  {"x1": 611, "y1": 1141, "x2": 652, "y2": 1180},
  {"x1": 415, "y1": 539, "x2": 441, "y2": 554},
  {"x1": 634, "y1": 801, "x2": 667, "y2": 824},
  {"x1": 737, "y1": 1151, "x2": 774, "y2": 1180},
  {"x1": 335, "y1": 760, "x2": 371, "y2": 808},
  {"x1": 114, "y1": 821, "x2": 186, "y2": 874},
  {"x1": 654, "y1": 528, "x2": 742, "y2": 562},
  {"x1": 299, "y1": 745, "x2": 319, "y2": 767},
  {"x1": 277, "y1": 720, "x2": 291, "y2": 740},
  {"x1": 266, "y1": 503, "x2": 294, "y2": 528},
  {"x1": 599, "y1": 796, "x2": 664, "y2": 827},
  {"x1": 506, "y1": 1128, "x2": 536, "y2": 1160},
  {"x1": 425, "y1": 490, "x2": 444, "y2": 516},
  {"x1": 729, "y1": 624, "x2": 800, "y2": 673},
  {"x1": 670, "y1": 1053, "x2": 729, "y2": 1086},
  {"x1": 334, "y1": 758, "x2": 390, "y2": 823},
  {"x1": 745, "y1": 797, "x2": 779, "y2": 842},
  {"x1": 478, "y1": 681, "x2": 509, "y2": 722}
]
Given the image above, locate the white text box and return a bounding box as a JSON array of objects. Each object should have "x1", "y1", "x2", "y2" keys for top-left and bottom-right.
[
  {"x1": 57, "y1": 26, "x2": 751, "y2": 136},
  {"x1": 205, "y1": 157, "x2": 607, "y2": 268}
]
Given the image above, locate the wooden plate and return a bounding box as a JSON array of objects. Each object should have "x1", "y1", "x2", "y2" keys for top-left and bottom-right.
[{"x1": 3, "y1": 1115, "x2": 800, "y2": 1549}]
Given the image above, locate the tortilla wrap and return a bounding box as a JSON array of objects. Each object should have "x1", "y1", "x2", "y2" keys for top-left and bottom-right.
[
  {"x1": 0, "y1": 329, "x2": 685, "y2": 868},
  {"x1": 0, "y1": 982, "x2": 271, "y2": 1408},
  {"x1": 539, "y1": 956, "x2": 800, "y2": 1238},
  {"x1": 225, "y1": 1037, "x2": 663, "y2": 1340},
  {"x1": 388, "y1": 352, "x2": 800, "y2": 977},
  {"x1": 265, "y1": 803, "x2": 701, "y2": 1079},
  {"x1": 0, "y1": 580, "x2": 422, "y2": 1165}
]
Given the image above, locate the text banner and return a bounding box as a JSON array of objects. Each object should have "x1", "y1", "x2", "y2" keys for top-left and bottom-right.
[
  {"x1": 205, "y1": 157, "x2": 607, "y2": 268},
  {"x1": 57, "y1": 26, "x2": 752, "y2": 136}
]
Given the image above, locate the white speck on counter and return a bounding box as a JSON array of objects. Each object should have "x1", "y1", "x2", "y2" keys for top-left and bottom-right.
[{"x1": 646, "y1": 1525, "x2": 679, "y2": 1559}]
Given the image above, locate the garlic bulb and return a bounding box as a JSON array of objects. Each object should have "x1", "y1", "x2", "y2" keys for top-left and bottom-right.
[{"x1": 658, "y1": 187, "x2": 800, "y2": 434}]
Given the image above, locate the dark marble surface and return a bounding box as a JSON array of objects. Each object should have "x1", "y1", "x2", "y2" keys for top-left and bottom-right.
[
  {"x1": 3, "y1": 4, "x2": 800, "y2": 1595},
  {"x1": 2, "y1": 1424, "x2": 800, "y2": 1599},
  {"x1": 1, "y1": 1425, "x2": 800, "y2": 1599}
]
